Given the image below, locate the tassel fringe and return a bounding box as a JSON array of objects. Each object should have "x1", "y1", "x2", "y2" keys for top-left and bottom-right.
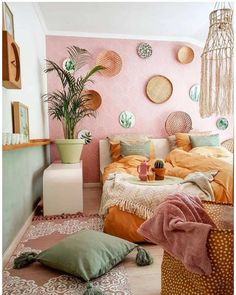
[
  {"x1": 14, "y1": 252, "x2": 38, "y2": 269},
  {"x1": 83, "y1": 282, "x2": 104, "y2": 295},
  {"x1": 136, "y1": 247, "x2": 153, "y2": 266}
]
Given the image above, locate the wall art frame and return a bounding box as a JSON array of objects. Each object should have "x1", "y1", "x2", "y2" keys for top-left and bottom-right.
[
  {"x1": 2, "y1": 2, "x2": 14, "y2": 39},
  {"x1": 12, "y1": 101, "x2": 30, "y2": 142}
]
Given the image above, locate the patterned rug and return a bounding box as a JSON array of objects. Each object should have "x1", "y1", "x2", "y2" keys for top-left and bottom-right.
[{"x1": 3, "y1": 214, "x2": 132, "y2": 295}]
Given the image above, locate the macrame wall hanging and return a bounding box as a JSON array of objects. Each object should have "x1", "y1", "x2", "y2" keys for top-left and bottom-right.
[{"x1": 200, "y1": 2, "x2": 234, "y2": 118}]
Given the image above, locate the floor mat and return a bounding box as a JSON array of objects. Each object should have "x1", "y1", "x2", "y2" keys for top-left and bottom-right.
[{"x1": 3, "y1": 214, "x2": 132, "y2": 295}]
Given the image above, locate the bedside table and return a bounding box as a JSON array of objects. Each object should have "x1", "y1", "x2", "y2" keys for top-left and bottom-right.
[{"x1": 43, "y1": 161, "x2": 83, "y2": 216}]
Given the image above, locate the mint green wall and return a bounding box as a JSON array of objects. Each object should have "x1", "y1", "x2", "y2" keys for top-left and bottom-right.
[{"x1": 2, "y1": 146, "x2": 50, "y2": 252}]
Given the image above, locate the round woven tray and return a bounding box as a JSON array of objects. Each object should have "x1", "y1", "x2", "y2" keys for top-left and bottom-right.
[
  {"x1": 96, "y1": 50, "x2": 122, "y2": 77},
  {"x1": 146, "y1": 75, "x2": 173, "y2": 104},
  {"x1": 221, "y1": 139, "x2": 234, "y2": 153},
  {"x1": 177, "y1": 46, "x2": 194, "y2": 64},
  {"x1": 83, "y1": 90, "x2": 102, "y2": 111},
  {"x1": 127, "y1": 176, "x2": 182, "y2": 186},
  {"x1": 165, "y1": 111, "x2": 192, "y2": 135}
]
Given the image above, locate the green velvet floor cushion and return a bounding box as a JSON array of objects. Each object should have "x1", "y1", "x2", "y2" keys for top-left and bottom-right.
[
  {"x1": 14, "y1": 229, "x2": 153, "y2": 286},
  {"x1": 36, "y1": 230, "x2": 137, "y2": 281}
]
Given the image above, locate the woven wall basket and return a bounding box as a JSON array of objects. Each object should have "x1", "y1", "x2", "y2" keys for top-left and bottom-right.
[
  {"x1": 177, "y1": 46, "x2": 195, "y2": 64},
  {"x1": 221, "y1": 139, "x2": 234, "y2": 153},
  {"x1": 83, "y1": 90, "x2": 102, "y2": 111},
  {"x1": 146, "y1": 75, "x2": 173, "y2": 104},
  {"x1": 96, "y1": 50, "x2": 122, "y2": 77},
  {"x1": 165, "y1": 111, "x2": 192, "y2": 135}
]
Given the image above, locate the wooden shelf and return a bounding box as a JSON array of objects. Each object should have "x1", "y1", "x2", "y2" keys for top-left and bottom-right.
[{"x1": 2, "y1": 139, "x2": 51, "y2": 151}]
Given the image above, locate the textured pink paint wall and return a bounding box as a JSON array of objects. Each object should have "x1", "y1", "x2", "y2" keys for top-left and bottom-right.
[{"x1": 46, "y1": 36, "x2": 233, "y2": 183}]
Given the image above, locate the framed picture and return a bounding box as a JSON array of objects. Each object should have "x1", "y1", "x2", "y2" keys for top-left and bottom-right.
[
  {"x1": 2, "y1": 2, "x2": 14, "y2": 39},
  {"x1": 12, "y1": 102, "x2": 30, "y2": 142}
]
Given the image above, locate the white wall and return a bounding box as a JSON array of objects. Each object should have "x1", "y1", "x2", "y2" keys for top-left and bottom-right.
[{"x1": 2, "y1": 2, "x2": 48, "y2": 139}]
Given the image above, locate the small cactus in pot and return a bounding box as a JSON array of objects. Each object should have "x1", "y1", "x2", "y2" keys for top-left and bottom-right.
[
  {"x1": 154, "y1": 159, "x2": 165, "y2": 169},
  {"x1": 152, "y1": 159, "x2": 166, "y2": 180}
]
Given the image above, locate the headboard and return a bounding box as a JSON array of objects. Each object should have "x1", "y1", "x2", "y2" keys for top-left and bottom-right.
[{"x1": 99, "y1": 138, "x2": 170, "y2": 174}]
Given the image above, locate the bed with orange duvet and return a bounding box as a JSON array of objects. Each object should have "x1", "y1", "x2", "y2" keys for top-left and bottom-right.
[{"x1": 99, "y1": 147, "x2": 233, "y2": 243}]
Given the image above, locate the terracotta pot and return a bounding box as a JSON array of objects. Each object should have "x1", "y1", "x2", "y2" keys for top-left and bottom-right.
[{"x1": 152, "y1": 167, "x2": 166, "y2": 180}]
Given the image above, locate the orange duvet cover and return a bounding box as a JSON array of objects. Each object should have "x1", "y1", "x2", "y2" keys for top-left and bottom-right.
[{"x1": 102, "y1": 149, "x2": 233, "y2": 242}]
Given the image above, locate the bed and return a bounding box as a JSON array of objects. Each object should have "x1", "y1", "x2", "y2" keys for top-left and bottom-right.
[{"x1": 99, "y1": 137, "x2": 233, "y2": 242}]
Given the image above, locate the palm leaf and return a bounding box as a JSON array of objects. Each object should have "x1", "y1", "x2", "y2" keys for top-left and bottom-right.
[
  {"x1": 83, "y1": 65, "x2": 106, "y2": 83},
  {"x1": 45, "y1": 59, "x2": 78, "y2": 91},
  {"x1": 67, "y1": 46, "x2": 92, "y2": 71}
]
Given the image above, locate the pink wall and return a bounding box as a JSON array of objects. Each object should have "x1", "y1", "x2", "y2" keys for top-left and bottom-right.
[{"x1": 46, "y1": 36, "x2": 233, "y2": 183}]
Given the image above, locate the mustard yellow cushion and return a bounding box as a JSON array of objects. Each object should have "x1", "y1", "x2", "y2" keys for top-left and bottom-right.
[{"x1": 175, "y1": 133, "x2": 192, "y2": 152}]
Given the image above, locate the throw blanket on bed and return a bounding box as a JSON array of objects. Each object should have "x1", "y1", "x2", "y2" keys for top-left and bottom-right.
[
  {"x1": 99, "y1": 172, "x2": 213, "y2": 220},
  {"x1": 138, "y1": 193, "x2": 216, "y2": 275},
  {"x1": 181, "y1": 171, "x2": 217, "y2": 201}
]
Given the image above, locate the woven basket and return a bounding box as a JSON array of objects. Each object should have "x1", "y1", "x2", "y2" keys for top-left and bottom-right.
[
  {"x1": 146, "y1": 75, "x2": 173, "y2": 104},
  {"x1": 96, "y1": 50, "x2": 122, "y2": 77},
  {"x1": 83, "y1": 90, "x2": 102, "y2": 111},
  {"x1": 161, "y1": 201, "x2": 233, "y2": 295},
  {"x1": 221, "y1": 139, "x2": 234, "y2": 153},
  {"x1": 177, "y1": 46, "x2": 195, "y2": 64},
  {"x1": 165, "y1": 111, "x2": 192, "y2": 135}
]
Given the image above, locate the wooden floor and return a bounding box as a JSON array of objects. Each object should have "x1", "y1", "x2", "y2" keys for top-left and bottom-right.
[{"x1": 84, "y1": 187, "x2": 162, "y2": 295}]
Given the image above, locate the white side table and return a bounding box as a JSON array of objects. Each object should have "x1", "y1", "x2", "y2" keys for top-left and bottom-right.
[{"x1": 43, "y1": 161, "x2": 83, "y2": 216}]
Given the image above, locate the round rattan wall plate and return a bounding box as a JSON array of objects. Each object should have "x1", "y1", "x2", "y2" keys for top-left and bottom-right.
[
  {"x1": 83, "y1": 90, "x2": 102, "y2": 111},
  {"x1": 146, "y1": 75, "x2": 173, "y2": 104},
  {"x1": 177, "y1": 46, "x2": 195, "y2": 64},
  {"x1": 221, "y1": 139, "x2": 233, "y2": 153},
  {"x1": 96, "y1": 50, "x2": 122, "y2": 77},
  {"x1": 137, "y1": 42, "x2": 152, "y2": 58},
  {"x1": 165, "y1": 111, "x2": 192, "y2": 135}
]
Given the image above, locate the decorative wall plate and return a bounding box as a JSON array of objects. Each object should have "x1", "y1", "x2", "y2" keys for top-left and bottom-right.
[
  {"x1": 62, "y1": 58, "x2": 75, "y2": 74},
  {"x1": 189, "y1": 84, "x2": 200, "y2": 102},
  {"x1": 216, "y1": 117, "x2": 229, "y2": 130},
  {"x1": 165, "y1": 111, "x2": 192, "y2": 135},
  {"x1": 78, "y1": 129, "x2": 92, "y2": 144},
  {"x1": 137, "y1": 42, "x2": 152, "y2": 58},
  {"x1": 119, "y1": 111, "x2": 135, "y2": 128},
  {"x1": 83, "y1": 90, "x2": 102, "y2": 110},
  {"x1": 177, "y1": 46, "x2": 195, "y2": 64},
  {"x1": 146, "y1": 75, "x2": 173, "y2": 104},
  {"x1": 96, "y1": 50, "x2": 122, "y2": 77},
  {"x1": 221, "y1": 139, "x2": 233, "y2": 153}
]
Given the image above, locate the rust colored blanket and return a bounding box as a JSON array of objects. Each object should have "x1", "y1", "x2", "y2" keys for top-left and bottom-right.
[{"x1": 138, "y1": 193, "x2": 216, "y2": 275}]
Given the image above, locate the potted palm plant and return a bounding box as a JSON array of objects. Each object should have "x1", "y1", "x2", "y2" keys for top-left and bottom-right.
[{"x1": 43, "y1": 46, "x2": 104, "y2": 163}]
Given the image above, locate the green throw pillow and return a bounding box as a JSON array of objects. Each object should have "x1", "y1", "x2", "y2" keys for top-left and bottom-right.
[
  {"x1": 190, "y1": 134, "x2": 220, "y2": 148},
  {"x1": 120, "y1": 140, "x2": 151, "y2": 158},
  {"x1": 37, "y1": 230, "x2": 137, "y2": 281},
  {"x1": 14, "y1": 230, "x2": 153, "y2": 286}
]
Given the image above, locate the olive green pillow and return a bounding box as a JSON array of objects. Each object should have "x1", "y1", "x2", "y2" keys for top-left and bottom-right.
[{"x1": 36, "y1": 230, "x2": 137, "y2": 281}]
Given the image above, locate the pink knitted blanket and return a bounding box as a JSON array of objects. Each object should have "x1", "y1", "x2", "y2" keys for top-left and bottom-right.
[{"x1": 138, "y1": 193, "x2": 216, "y2": 275}]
